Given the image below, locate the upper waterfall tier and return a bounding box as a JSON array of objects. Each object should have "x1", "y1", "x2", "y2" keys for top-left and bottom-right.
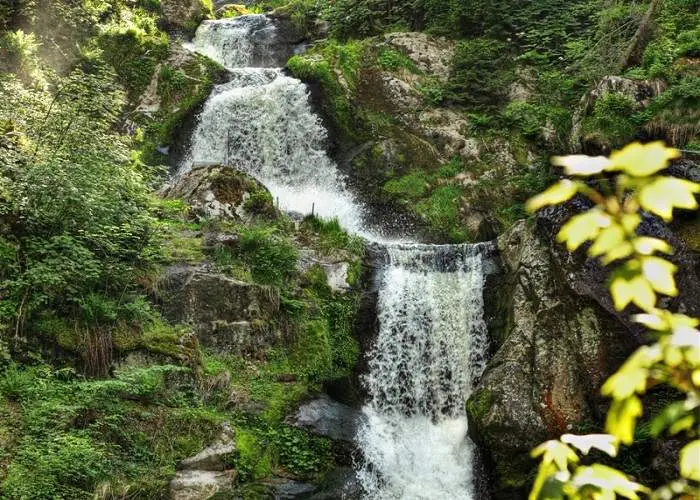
[
  {"x1": 192, "y1": 15, "x2": 302, "y2": 69},
  {"x1": 182, "y1": 69, "x2": 371, "y2": 236}
]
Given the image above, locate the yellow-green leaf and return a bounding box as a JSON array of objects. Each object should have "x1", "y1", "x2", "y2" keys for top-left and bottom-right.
[
  {"x1": 557, "y1": 209, "x2": 611, "y2": 251},
  {"x1": 561, "y1": 434, "x2": 618, "y2": 457},
  {"x1": 640, "y1": 256, "x2": 678, "y2": 297},
  {"x1": 668, "y1": 415, "x2": 695, "y2": 435},
  {"x1": 531, "y1": 440, "x2": 579, "y2": 470},
  {"x1": 638, "y1": 176, "x2": 700, "y2": 221},
  {"x1": 610, "y1": 272, "x2": 656, "y2": 311},
  {"x1": 633, "y1": 237, "x2": 672, "y2": 256},
  {"x1": 608, "y1": 141, "x2": 681, "y2": 177},
  {"x1": 602, "y1": 367, "x2": 649, "y2": 400},
  {"x1": 552, "y1": 154, "x2": 611, "y2": 176},
  {"x1": 633, "y1": 311, "x2": 699, "y2": 332},
  {"x1": 680, "y1": 440, "x2": 700, "y2": 481},
  {"x1": 589, "y1": 224, "x2": 625, "y2": 258},
  {"x1": 601, "y1": 242, "x2": 634, "y2": 264},
  {"x1": 569, "y1": 464, "x2": 648, "y2": 499},
  {"x1": 526, "y1": 180, "x2": 578, "y2": 212},
  {"x1": 605, "y1": 397, "x2": 643, "y2": 445},
  {"x1": 620, "y1": 213, "x2": 642, "y2": 234},
  {"x1": 529, "y1": 461, "x2": 564, "y2": 500}
]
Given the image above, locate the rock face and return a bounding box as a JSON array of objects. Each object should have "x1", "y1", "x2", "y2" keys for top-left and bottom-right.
[
  {"x1": 161, "y1": 165, "x2": 278, "y2": 222},
  {"x1": 383, "y1": 32, "x2": 455, "y2": 82},
  {"x1": 472, "y1": 221, "x2": 633, "y2": 496},
  {"x1": 158, "y1": 264, "x2": 281, "y2": 355},
  {"x1": 471, "y1": 211, "x2": 700, "y2": 498}
]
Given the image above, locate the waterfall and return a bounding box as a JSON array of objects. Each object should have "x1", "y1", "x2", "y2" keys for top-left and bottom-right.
[
  {"x1": 183, "y1": 16, "x2": 490, "y2": 499},
  {"x1": 356, "y1": 244, "x2": 488, "y2": 499},
  {"x1": 192, "y1": 16, "x2": 280, "y2": 68},
  {"x1": 183, "y1": 17, "x2": 371, "y2": 237}
]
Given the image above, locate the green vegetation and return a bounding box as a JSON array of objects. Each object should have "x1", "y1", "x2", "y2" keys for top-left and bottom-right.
[{"x1": 0, "y1": 362, "x2": 223, "y2": 497}]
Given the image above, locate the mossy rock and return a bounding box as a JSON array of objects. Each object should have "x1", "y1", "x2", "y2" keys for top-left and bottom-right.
[{"x1": 160, "y1": 166, "x2": 279, "y2": 222}]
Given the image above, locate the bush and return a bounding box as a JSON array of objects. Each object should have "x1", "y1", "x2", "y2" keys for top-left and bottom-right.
[{"x1": 3, "y1": 433, "x2": 109, "y2": 499}]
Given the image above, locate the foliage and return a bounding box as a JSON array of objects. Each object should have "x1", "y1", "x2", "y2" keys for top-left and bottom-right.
[
  {"x1": 446, "y1": 38, "x2": 514, "y2": 108},
  {"x1": 0, "y1": 63, "x2": 158, "y2": 353},
  {"x1": 0, "y1": 30, "x2": 44, "y2": 85},
  {"x1": 98, "y1": 8, "x2": 170, "y2": 99},
  {"x1": 0, "y1": 362, "x2": 222, "y2": 497},
  {"x1": 236, "y1": 227, "x2": 299, "y2": 286},
  {"x1": 581, "y1": 92, "x2": 638, "y2": 148},
  {"x1": 527, "y1": 142, "x2": 700, "y2": 499}
]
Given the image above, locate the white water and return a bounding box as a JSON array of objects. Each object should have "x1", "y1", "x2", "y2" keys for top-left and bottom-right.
[
  {"x1": 357, "y1": 245, "x2": 488, "y2": 499},
  {"x1": 192, "y1": 16, "x2": 278, "y2": 68},
  {"x1": 183, "y1": 17, "x2": 490, "y2": 499}
]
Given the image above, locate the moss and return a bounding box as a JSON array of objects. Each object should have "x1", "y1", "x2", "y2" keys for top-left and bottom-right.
[
  {"x1": 33, "y1": 315, "x2": 80, "y2": 352},
  {"x1": 111, "y1": 323, "x2": 141, "y2": 351},
  {"x1": 466, "y1": 388, "x2": 494, "y2": 422},
  {"x1": 384, "y1": 171, "x2": 431, "y2": 201},
  {"x1": 159, "y1": 229, "x2": 205, "y2": 264},
  {"x1": 141, "y1": 322, "x2": 201, "y2": 369},
  {"x1": 236, "y1": 428, "x2": 273, "y2": 480}
]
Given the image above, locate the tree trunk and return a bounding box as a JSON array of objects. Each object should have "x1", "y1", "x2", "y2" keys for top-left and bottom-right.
[{"x1": 619, "y1": 0, "x2": 663, "y2": 72}]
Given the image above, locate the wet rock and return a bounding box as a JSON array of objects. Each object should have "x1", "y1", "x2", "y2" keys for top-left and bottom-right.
[
  {"x1": 306, "y1": 467, "x2": 362, "y2": 500},
  {"x1": 288, "y1": 395, "x2": 363, "y2": 442},
  {"x1": 158, "y1": 264, "x2": 281, "y2": 355},
  {"x1": 160, "y1": 165, "x2": 278, "y2": 222}
]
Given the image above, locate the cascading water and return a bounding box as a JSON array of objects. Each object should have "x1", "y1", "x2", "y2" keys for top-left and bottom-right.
[
  {"x1": 357, "y1": 244, "x2": 488, "y2": 499},
  {"x1": 182, "y1": 15, "x2": 370, "y2": 236},
  {"x1": 183, "y1": 15, "x2": 490, "y2": 499}
]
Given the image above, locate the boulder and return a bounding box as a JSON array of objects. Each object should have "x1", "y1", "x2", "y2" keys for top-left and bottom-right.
[
  {"x1": 570, "y1": 75, "x2": 666, "y2": 153},
  {"x1": 383, "y1": 32, "x2": 455, "y2": 82},
  {"x1": 170, "y1": 423, "x2": 238, "y2": 499},
  {"x1": 298, "y1": 250, "x2": 353, "y2": 293},
  {"x1": 160, "y1": 165, "x2": 278, "y2": 222},
  {"x1": 288, "y1": 395, "x2": 363, "y2": 442},
  {"x1": 471, "y1": 204, "x2": 700, "y2": 497},
  {"x1": 158, "y1": 264, "x2": 281, "y2": 355}
]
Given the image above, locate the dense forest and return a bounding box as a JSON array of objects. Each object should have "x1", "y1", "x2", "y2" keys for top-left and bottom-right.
[{"x1": 0, "y1": 0, "x2": 698, "y2": 498}]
